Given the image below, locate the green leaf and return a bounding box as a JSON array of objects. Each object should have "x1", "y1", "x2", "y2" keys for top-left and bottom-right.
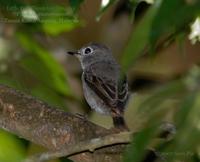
[
  {"x1": 121, "y1": 0, "x2": 200, "y2": 71},
  {"x1": 39, "y1": 5, "x2": 82, "y2": 35},
  {"x1": 69, "y1": 0, "x2": 84, "y2": 13},
  {"x1": 175, "y1": 93, "x2": 196, "y2": 129},
  {"x1": 0, "y1": 0, "x2": 24, "y2": 8},
  {"x1": 162, "y1": 92, "x2": 200, "y2": 162},
  {"x1": 150, "y1": 0, "x2": 200, "y2": 48},
  {"x1": 31, "y1": 84, "x2": 68, "y2": 109},
  {"x1": 0, "y1": 75, "x2": 20, "y2": 88},
  {"x1": 138, "y1": 80, "x2": 185, "y2": 115},
  {"x1": 42, "y1": 18, "x2": 81, "y2": 35},
  {"x1": 96, "y1": 0, "x2": 117, "y2": 21},
  {"x1": 123, "y1": 124, "x2": 158, "y2": 162},
  {"x1": 0, "y1": 130, "x2": 25, "y2": 162},
  {"x1": 0, "y1": 72, "x2": 68, "y2": 109},
  {"x1": 121, "y1": 4, "x2": 157, "y2": 70},
  {"x1": 16, "y1": 33, "x2": 72, "y2": 97},
  {"x1": 0, "y1": 1, "x2": 81, "y2": 35}
]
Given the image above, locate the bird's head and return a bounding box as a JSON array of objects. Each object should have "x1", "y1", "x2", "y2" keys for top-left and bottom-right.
[{"x1": 67, "y1": 43, "x2": 114, "y2": 69}]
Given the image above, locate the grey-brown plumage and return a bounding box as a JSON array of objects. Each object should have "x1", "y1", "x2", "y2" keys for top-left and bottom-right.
[{"x1": 67, "y1": 43, "x2": 129, "y2": 131}]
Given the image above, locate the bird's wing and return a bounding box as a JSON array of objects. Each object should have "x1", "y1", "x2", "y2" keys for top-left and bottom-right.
[
  {"x1": 83, "y1": 67, "x2": 128, "y2": 111},
  {"x1": 117, "y1": 75, "x2": 129, "y2": 111}
]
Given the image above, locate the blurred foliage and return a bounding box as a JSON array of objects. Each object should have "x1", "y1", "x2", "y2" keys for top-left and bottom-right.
[
  {"x1": 0, "y1": 0, "x2": 199, "y2": 162},
  {"x1": 124, "y1": 66, "x2": 200, "y2": 162},
  {"x1": 122, "y1": 0, "x2": 200, "y2": 70},
  {"x1": 17, "y1": 33, "x2": 71, "y2": 96},
  {"x1": 69, "y1": 0, "x2": 84, "y2": 13},
  {"x1": 0, "y1": 130, "x2": 25, "y2": 162},
  {"x1": 123, "y1": 124, "x2": 158, "y2": 162}
]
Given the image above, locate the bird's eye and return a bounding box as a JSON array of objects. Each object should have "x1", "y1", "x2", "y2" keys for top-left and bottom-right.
[{"x1": 84, "y1": 47, "x2": 93, "y2": 55}]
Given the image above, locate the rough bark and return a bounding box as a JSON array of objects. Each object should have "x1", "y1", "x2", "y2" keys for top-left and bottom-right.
[{"x1": 0, "y1": 84, "x2": 128, "y2": 162}]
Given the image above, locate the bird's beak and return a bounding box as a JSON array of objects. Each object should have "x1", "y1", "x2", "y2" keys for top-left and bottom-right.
[{"x1": 67, "y1": 51, "x2": 80, "y2": 55}]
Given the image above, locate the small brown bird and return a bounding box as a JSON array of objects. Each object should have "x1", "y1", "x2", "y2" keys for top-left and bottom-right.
[{"x1": 67, "y1": 43, "x2": 129, "y2": 131}]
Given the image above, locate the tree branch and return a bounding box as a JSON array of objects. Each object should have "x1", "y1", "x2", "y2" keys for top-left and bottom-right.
[{"x1": 0, "y1": 84, "x2": 129, "y2": 162}]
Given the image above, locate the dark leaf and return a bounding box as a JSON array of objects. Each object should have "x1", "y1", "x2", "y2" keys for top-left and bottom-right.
[
  {"x1": 150, "y1": 0, "x2": 200, "y2": 48},
  {"x1": 123, "y1": 124, "x2": 158, "y2": 162},
  {"x1": 69, "y1": 0, "x2": 84, "y2": 13},
  {"x1": 121, "y1": 5, "x2": 157, "y2": 70},
  {"x1": 121, "y1": 0, "x2": 200, "y2": 70}
]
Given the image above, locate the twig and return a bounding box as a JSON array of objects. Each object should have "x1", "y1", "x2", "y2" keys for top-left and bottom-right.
[{"x1": 24, "y1": 131, "x2": 132, "y2": 162}]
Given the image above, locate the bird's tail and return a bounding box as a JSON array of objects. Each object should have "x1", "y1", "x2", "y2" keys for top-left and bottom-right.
[{"x1": 112, "y1": 111, "x2": 129, "y2": 131}]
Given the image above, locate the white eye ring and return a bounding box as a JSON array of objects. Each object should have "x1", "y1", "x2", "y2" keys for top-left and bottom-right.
[{"x1": 83, "y1": 47, "x2": 93, "y2": 55}]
